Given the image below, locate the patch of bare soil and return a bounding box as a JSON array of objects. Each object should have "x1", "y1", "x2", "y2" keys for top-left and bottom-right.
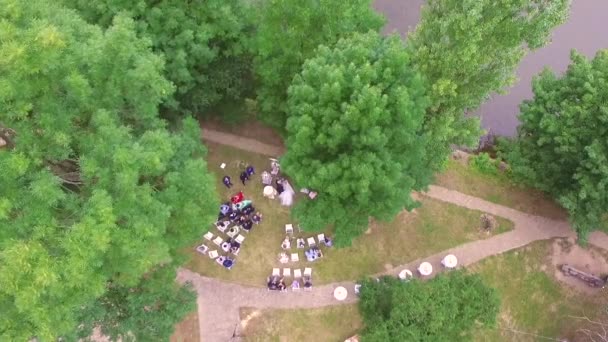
[{"x1": 551, "y1": 238, "x2": 608, "y2": 295}]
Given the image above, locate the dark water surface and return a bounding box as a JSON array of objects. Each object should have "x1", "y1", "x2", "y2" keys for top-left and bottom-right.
[{"x1": 374, "y1": 0, "x2": 608, "y2": 136}]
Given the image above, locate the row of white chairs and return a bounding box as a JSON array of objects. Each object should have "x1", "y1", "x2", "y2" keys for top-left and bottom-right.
[{"x1": 272, "y1": 267, "x2": 312, "y2": 278}]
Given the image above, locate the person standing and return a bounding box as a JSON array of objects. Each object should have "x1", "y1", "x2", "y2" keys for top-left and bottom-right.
[{"x1": 223, "y1": 176, "x2": 233, "y2": 188}]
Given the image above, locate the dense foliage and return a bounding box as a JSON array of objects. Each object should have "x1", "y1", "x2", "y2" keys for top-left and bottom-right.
[
  {"x1": 253, "y1": 0, "x2": 384, "y2": 132},
  {"x1": 63, "y1": 0, "x2": 253, "y2": 116},
  {"x1": 0, "y1": 2, "x2": 217, "y2": 340},
  {"x1": 282, "y1": 32, "x2": 428, "y2": 246},
  {"x1": 408, "y1": 0, "x2": 571, "y2": 185},
  {"x1": 359, "y1": 272, "x2": 500, "y2": 341},
  {"x1": 506, "y1": 50, "x2": 608, "y2": 241}
]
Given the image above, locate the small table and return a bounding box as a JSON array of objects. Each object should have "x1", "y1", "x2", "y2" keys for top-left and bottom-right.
[
  {"x1": 221, "y1": 242, "x2": 230, "y2": 252},
  {"x1": 227, "y1": 227, "x2": 239, "y2": 238}
]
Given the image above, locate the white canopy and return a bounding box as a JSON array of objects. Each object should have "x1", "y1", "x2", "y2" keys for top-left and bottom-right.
[
  {"x1": 263, "y1": 185, "x2": 277, "y2": 199},
  {"x1": 442, "y1": 254, "x2": 458, "y2": 268},
  {"x1": 418, "y1": 262, "x2": 433, "y2": 276},
  {"x1": 334, "y1": 286, "x2": 348, "y2": 301}
]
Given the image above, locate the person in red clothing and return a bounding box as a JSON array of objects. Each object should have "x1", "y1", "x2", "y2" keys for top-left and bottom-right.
[{"x1": 231, "y1": 191, "x2": 244, "y2": 204}]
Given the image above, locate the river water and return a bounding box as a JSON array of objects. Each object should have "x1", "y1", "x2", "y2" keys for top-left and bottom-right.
[{"x1": 373, "y1": 0, "x2": 608, "y2": 136}]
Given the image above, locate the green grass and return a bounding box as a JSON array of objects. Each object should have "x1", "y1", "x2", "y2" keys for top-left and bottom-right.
[
  {"x1": 240, "y1": 305, "x2": 362, "y2": 342},
  {"x1": 471, "y1": 241, "x2": 606, "y2": 341},
  {"x1": 436, "y1": 159, "x2": 567, "y2": 220},
  {"x1": 237, "y1": 242, "x2": 608, "y2": 342},
  {"x1": 184, "y1": 143, "x2": 514, "y2": 286}
]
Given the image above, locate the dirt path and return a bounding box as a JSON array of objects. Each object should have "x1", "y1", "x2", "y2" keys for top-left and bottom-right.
[
  {"x1": 184, "y1": 128, "x2": 608, "y2": 341},
  {"x1": 202, "y1": 128, "x2": 284, "y2": 157}
]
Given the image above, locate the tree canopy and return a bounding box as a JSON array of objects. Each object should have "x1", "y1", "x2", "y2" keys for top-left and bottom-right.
[
  {"x1": 281, "y1": 32, "x2": 428, "y2": 246},
  {"x1": 0, "y1": 2, "x2": 217, "y2": 340},
  {"x1": 359, "y1": 272, "x2": 500, "y2": 341},
  {"x1": 408, "y1": 0, "x2": 571, "y2": 186},
  {"x1": 253, "y1": 0, "x2": 384, "y2": 132},
  {"x1": 506, "y1": 50, "x2": 608, "y2": 242},
  {"x1": 63, "y1": 0, "x2": 253, "y2": 115}
]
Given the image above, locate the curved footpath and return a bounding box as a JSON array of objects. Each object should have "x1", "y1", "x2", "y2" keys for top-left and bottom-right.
[{"x1": 181, "y1": 129, "x2": 608, "y2": 341}]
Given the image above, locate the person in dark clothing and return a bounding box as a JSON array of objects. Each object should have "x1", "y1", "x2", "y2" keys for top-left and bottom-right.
[
  {"x1": 242, "y1": 205, "x2": 255, "y2": 216},
  {"x1": 246, "y1": 165, "x2": 255, "y2": 176},
  {"x1": 275, "y1": 179, "x2": 284, "y2": 194},
  {"x1": 240, "y1": 171, "x2": 249, "y2": 185},
  {"x1": 223, "y1": 176, "x2": 233, "y2": 188},
  {"x1": 242, "y1": 219, "x2": 253, "y2": 231},
  {"x1": 229, "y1": 212, "x2": 239, "y2": 221}
]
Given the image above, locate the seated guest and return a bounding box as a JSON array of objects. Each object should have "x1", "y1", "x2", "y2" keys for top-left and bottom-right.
[
  {"x1": 252, "y1": 212, "x2": 263, "y2": 224},
  {"x1": 246, "y1": 165, "x2": 255, "y2": 176},
  {"x1": 231, "y1": 191, "x2": 244, "y2": 204},
  {"x1": 297, "y1": 238, "x2": 305, "y2": 248},
  {"x1": 304, "y1": 277, "x2": 312, "y2": 289},
  {"x1": 291, "y1": 280, "x2": 300, "y2": 290},
  {"x1": 267, "y1": 277, "x2": 277, "y2": 290},
  {"x1": 324, "y1": 236, "x2": 333, "y2": 247},
  {"x1": 242, "y1": 205, "x2": 255, "y2": 215},
  {"x1": 242, "y1": 219, "x2": 253, "y2": 231},
  {"x1": 278, "y1": 278, "x2": 286, "y2": 291},
  {"x1": 230, "y1": 240, "x2": 241, "y2": 251},
  {"x1": 229, "y1": 211, "x2": 239, "y2": 221},
  {"x1": 238, "y1": 215, "x2": 247, "y2": 225}
]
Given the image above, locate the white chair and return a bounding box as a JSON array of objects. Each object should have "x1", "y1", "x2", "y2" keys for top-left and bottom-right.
[
  {"x1": 317, "y1": 233, "x2": 325, "y2": 245},
  {"x1": 307, "y1": 237, "x2": 316, "y2": 247},
  {"x1": 208, "y1": 250, "x2": 219, "y2": 259},
  {"x1": 285, "y1": 224, "x2": 294, "y2": 234},
  {"x1": 215, "y1": 221, "x2": 229, "y2": 233},
  {"x1": 290, "y1": 253, "x2": 299, "y2": 262},
  {"x1": 196, "y1": 244, "x2": 209, "y2": 255},
  {"x1": 235, "y1": 234, "x2": 245, "y2": 244},
  {"x1": 213, "y1": 236, "x2": 223, "y2": 246},
  {"x1": 283, "y1": 268, "x2": 291, "y2": 277},
  {"x1": 226, "y1": 226, "x2": 240, "y2": 238},
  {"x1": 203, "y1": 232, "x2": 213, "y2": 241},
  {"x1": 294, "y1": 269, "x2": 302, "y2": 278},
  {"x1": 304, "y1": 267, "x2": 312, "y2": 277},
  {"x1": 272, "y1": 268, "x2": 280, "y2": 277}
]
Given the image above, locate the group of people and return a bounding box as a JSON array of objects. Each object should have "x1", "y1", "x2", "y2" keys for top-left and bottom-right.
[
  {"x1": 267, "y1": 276, "x2": 313, "y2": 291},
  {"x1": 223, "y1": 165, "x2": 255, "y2": 188},
  {"x1": 305, "y1": 247, "x2": 323, "y2": 262},
  {"x1": 218, "y1": 192, "x2": 263, "y2": 233}
]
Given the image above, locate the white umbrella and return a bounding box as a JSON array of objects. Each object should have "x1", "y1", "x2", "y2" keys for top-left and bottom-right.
[
  {"x1": 263, "y1": 185, "x2": 277, "y2": 199},
  {"x1": 398, "y1": 269, "x2": 413, "y2": 281},
  {"x1": 418, "y1": 262, "x2": 433, "y2": 276},
  {"x1": 442, "y1": 254, "x2": 458, "y2": 268},
  {"x1": 334, "y1": 286, "x2": 348, "y2": 301}
]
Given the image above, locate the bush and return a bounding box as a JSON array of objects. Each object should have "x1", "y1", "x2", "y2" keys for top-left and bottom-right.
[{"x1": 470, "y1": 152, "x2": 498, "y2": 175}]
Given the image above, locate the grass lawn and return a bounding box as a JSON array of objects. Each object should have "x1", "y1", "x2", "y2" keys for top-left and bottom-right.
[
  {"x1": 471, "y1": 240, "x2": 607, "y2": 341},
  {"x1": 238, "y1": 241, "x2": 608, "y2": 342},
  {"x1": 184, "y1": 143, "x2": 513, "y2": 286},
  {"x1": 240, "y1": 305, "x2": 361, "y2": 342},
  {"x1": 170, "y1": 311, "x2": 199, "y2": 342},
  {"x1": 436, "y1": 159, "x2": 567, "y2": 220}
]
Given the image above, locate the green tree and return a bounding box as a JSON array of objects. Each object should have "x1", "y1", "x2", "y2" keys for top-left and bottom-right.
[
  {"x1": 63, "y1": 0, "x2": 253, "y2": 116},
  {"x1": 408, "y1": 0, "x2": 571, "y2": 186},
  {"x1": 0, "y1": 2, "x2": 217, "y2": 340},
  {"x1": 282, "y1": 32, "x2": 428, "y2": 246},
  {"x1": 253, "y1": 0, "x2": 384, "y2": 132},
  {"x1": 506, "y1": 50, "x2": 608, "y2": 242},
  {"x1": 359, "y1": 272, "x2": 500, "y2": 341}
]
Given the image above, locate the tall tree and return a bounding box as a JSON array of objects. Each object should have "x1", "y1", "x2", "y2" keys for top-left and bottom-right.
[
  {"x1": 359, "y1": 272, "x2": 500, "y2": 341},
  {"x1": 63, "y1": 0, "x2": 253, "y2": 116},
  {"x1": 282, "y1": 32, "x2": 428, "y2": 246},
  {"x1": 408, "y1": 0, "x2": 571, "y2": 186},
  {"x1": 253, "y1": 0, "x2": 384, "y2": 132},
  {"x1": 506, "y1": 50, "x2": 608, "y2": 242},
  {"x1": 0, "y1": 2, "x2": 217, "y2": 340}
]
